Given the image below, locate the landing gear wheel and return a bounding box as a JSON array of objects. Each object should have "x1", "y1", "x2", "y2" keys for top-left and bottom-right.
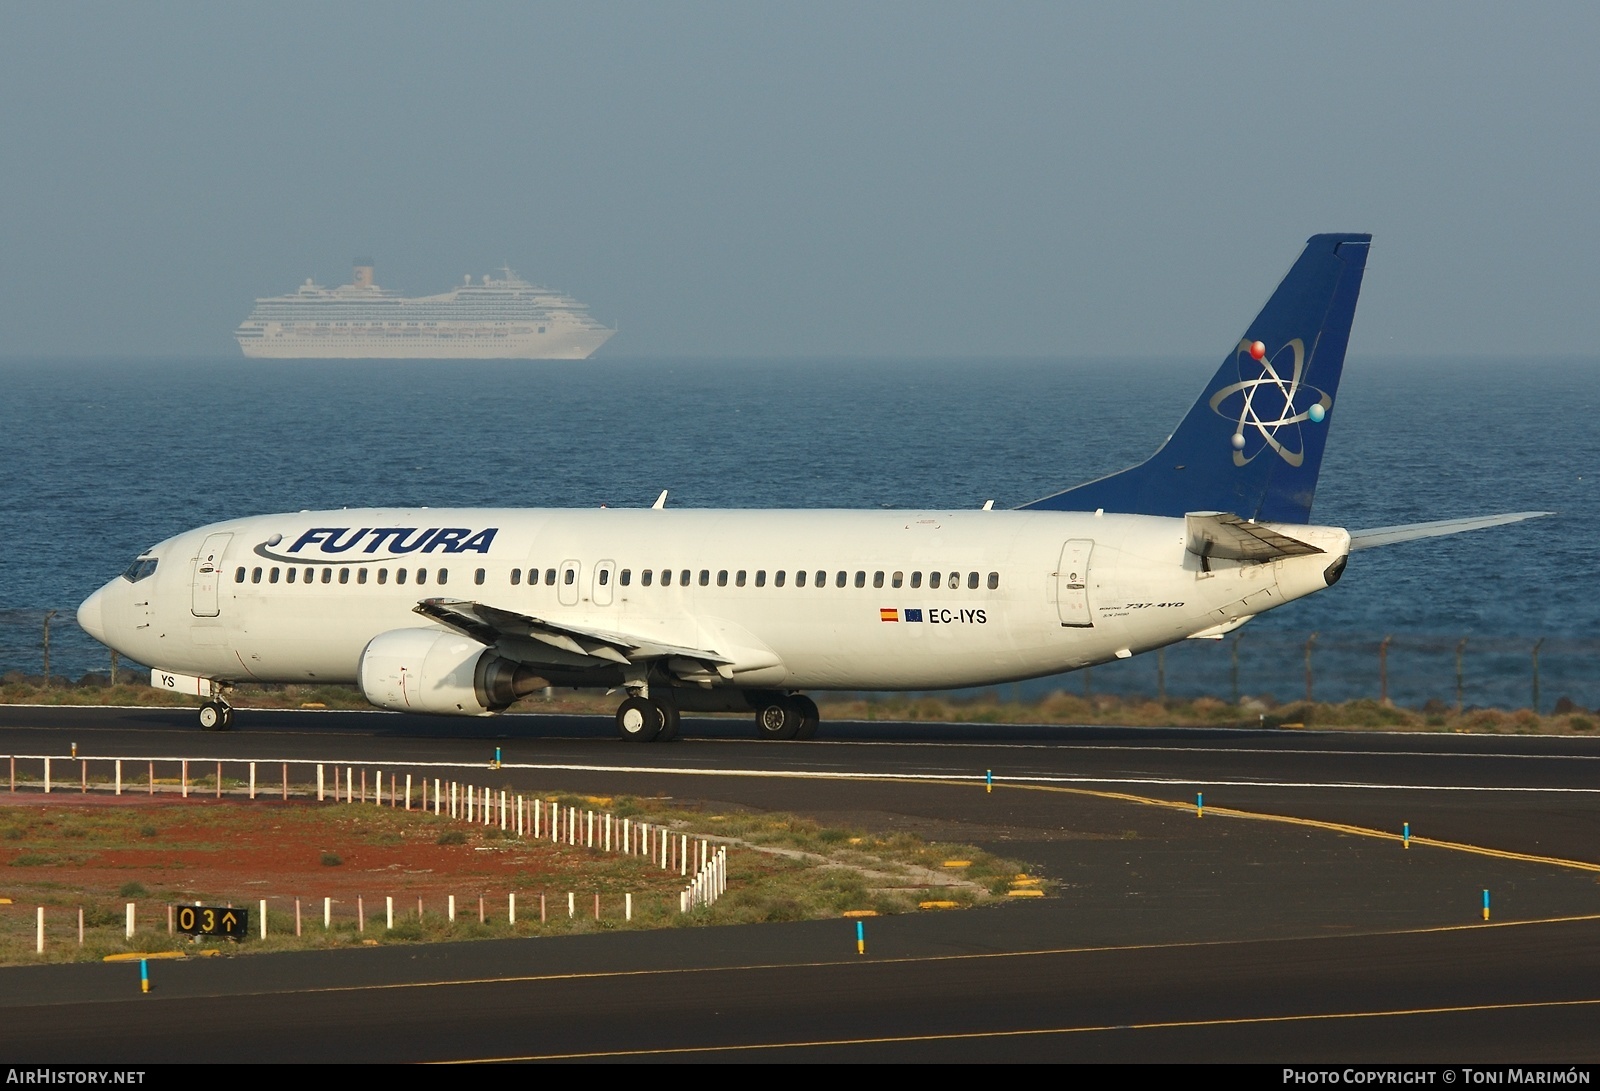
[
  {"x1": 616, "y1": 696, "x2": 663, "y2": 743},
  {"x1": 198, "y1": 701, "x2": 229, "y2": 731},
  {"x1": 789, "y1": 695, "x2": 820, "y2": 740},
  {"x1": 755, "y1": 700, "x2": 800, "y2": 741},
  {"x1": 656, "y1": 703, "x2": 681, "y2": 742}
]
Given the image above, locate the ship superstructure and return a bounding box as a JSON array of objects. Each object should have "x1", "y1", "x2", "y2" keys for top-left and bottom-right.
[{"x1": 236, "y1": 262, "x2": 615, "y2": 359}]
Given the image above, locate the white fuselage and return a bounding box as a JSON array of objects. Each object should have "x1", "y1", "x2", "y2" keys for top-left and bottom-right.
[{"x1": 78, "y1": 507, "x2": 1350, "y2": 693}]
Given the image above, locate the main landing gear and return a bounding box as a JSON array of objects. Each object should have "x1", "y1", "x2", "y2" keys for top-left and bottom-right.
[
  {"x1": 614, "y1": 695, "x2": 680, "y2": 743},
  {"x1": 754, "y1": 694, "x2": 819, "y2": 741},
  {"x1": 614, "y1": 691, "x2": 820, "y2": 742},
  {"x1": 198, "y1": 700, "x2": 234, "y2": 732}
]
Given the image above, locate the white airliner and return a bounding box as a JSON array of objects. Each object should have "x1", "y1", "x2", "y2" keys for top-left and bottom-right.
[{"x1": 76, "y1": 234, "x2": 1546, "y2": 739}]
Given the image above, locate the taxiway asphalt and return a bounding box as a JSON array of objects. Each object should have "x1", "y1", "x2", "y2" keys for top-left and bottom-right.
[{"x1": 1, "y1": 705, "x2": 1597, "y2": 1062}]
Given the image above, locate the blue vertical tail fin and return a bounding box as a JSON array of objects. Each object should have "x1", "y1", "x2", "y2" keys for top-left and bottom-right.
[{"x1": 1021, "y1": 232, "x2": 1371, "y2": 523}]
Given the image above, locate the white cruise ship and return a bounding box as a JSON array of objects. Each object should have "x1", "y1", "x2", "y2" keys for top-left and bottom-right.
[{"x1": 235, "y1": 262, "x2": 615, "y2": 359}]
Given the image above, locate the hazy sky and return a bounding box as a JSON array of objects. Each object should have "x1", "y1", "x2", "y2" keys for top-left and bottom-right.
[{"x1": 2, "y1": 3, "x2": 1596, "y2": 358}]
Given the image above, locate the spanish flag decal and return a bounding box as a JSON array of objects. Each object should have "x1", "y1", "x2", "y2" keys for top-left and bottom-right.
[{"x1": 880, "y1": 608, "x2": 899, "y2": 622}]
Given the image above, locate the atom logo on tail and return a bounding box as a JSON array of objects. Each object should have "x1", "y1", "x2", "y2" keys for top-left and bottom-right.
[{"x1": 1207, "y1": 338, "x2": 1331, "y2": 467}]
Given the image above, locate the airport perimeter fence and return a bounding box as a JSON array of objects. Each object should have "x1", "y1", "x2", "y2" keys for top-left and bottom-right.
[
  {"x1": 3, "y1": 607, "x2": 1596, "y2": 714},
  {"x1": 2, "y1": 751, "x2": 731, "y2": 953},
  {"x1": 1003, "y1": 631, "x2": 1600, "y2": 714}
]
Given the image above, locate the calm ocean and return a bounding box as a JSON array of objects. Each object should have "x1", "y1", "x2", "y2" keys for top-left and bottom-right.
[{"x1": 1, "y1": 356, "x2": 1594, "y2": 710}]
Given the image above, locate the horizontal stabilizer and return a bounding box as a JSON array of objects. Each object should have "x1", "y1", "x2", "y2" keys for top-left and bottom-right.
[
  {"x1": 1347, "y1": 511, "x2": 1553, "y2": 551},
  {"x1": 1185, "y1": 511, "x2": 1324, "y2": 562}
]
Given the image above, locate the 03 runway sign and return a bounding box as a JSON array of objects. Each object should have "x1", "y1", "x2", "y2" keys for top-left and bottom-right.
[{"x1": 175, "y1": 905, "x2": 248, "y2": 939}]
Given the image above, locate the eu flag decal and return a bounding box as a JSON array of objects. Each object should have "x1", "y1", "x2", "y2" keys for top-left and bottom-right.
[
  {"x1": 880, "y1": 608, "x2": 899, "y2": 622},
  {"x1": 904, "y1": 609, "x2": 924, "y2": 623}
]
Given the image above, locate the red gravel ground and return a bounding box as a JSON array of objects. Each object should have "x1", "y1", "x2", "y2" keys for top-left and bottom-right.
[{"x1": 0, "y1": 791, "x2": 699, "y2": 914}]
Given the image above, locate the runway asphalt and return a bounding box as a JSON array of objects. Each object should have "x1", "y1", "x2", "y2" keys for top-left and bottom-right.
[{"x1": 1, "y1": 704, "x2": 1598, "y2": 1062}]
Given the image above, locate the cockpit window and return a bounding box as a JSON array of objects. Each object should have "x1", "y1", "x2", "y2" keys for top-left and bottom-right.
[{"x1": 121, "y1": 557, "x2": 158, "y2": 583}]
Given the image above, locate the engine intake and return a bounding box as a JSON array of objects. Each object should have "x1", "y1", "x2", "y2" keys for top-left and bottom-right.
[{"x1": 357, "y1": 628, "x2": 544, "y2": 716}]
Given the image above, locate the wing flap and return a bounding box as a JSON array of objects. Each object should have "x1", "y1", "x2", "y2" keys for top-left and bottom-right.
[
  {"x1": 1185, "y1": 511, "x2": 1325, "y2": 562},
  {"x1": 1348, "y1": 511, "x2": 1553, "y2": 551}
]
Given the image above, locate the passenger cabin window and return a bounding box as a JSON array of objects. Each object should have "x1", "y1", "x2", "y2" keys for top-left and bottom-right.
[
  {"x1": 235, "y1": 567, "x2": 246, "y2": 583},
  {"x1": 511, "y1": 570, "x2": 522, "y2": 586},
  {"x1": 437, "y1": 569, "x2": 448, "y2": 585},
  {"x1": 287, "y1": 569, "x2": 296, "y2": 584},
  {"x1": 699, "y1": 570, "x2": 710, "y2": 587},
  {"x1": 620, "y1": 569, "x2": 632, "y2": 586},
  {"x1": 377, "y1": 569, "x2": 388, "y2": 585},
  {"x1": 736, "y1": 570, "x2": 746, "y2": 587},
  {"x1": 545, "y1": 569, "x2": 556, "y2": 585},
  {"x1": 928, "y1": 571, "x2": 940, "y2": 589},
  {"x1": 873, "y1": 571, "x2": 883, "y2": 588},
  {"x1": 643, "y1": 570, "x2": 654, "y2": 586},
  {"x1": 716, "y1": 570, "x2": 727, "y2": 587},
  {"x1": 968, "y1": 571, "x2": 979, "y2": 589},
  {"x1": 796, "y1": 570, "x2": 807, "y2": 587},
  {"x1": 835, "y1": 571, "x2": 847, "y2": 588},
  {"x1": 988, "y1": 572, "x2": 1000, "y2": 589},
  {"x1": 358, "y1": 569, "x2": 368, "y2": 585},
  {"x1": 680, "y1": 569, "x2": 690, "y2": 586},
  {"x1": 304, "y1": 567, "x2": 314, "y2": 583},
  {"x1": 661, "y1": 569, "x2": 672, "y2": 586},
  {"x1": 815, "y1": 570, "x2": 826, "y2": 587},
  {"x1": 339, "y1": 569, "x2": 350, "y2": 584},
  {"x1": 599, "y1": 569, "x2": 610, "y2": 586},
  {"x1": 892, "y1": 571, "x2": 903, "y2": 588},
  {"x1": 251, "y1": 567, "x2": 262, "y2": 584},
  {"x1": 416, "y1": 568, "x2": 427, "y2": 586},
  {"x1": 774, "y1": 570, "x2": 785, "y2": 587},
  {"x1": 321, "y1": 568, "x2": 332, "y2": 584},
  {"x1": 474, "y1": 569, "x2": 485, "y2": 585},
  {"x1": 854, "y1": 571, "x2": 866, "y2": 588},
  {"x1": 949, "y1": 572, "x2": 960, "y2": 589},
  {"x1": 563, "y1": 569, "x2": 575, "y2": 586},
  {"x1": 396, "y1": 569, "x2": 408, "y2": 585},
  {"x1": 754, "y1": 570, "x2": 765, "y2": 587},
  {"x1": 911, "y1": 572, "x2": 922, "y2": 589},
  {"x1": 270, "y1": 568, "x2": 280, "y2": 584}
]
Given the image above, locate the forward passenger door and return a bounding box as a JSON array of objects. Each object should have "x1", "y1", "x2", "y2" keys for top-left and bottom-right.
[{"x1": 191, "y1": 533, "x2": 233, "y2": 618}]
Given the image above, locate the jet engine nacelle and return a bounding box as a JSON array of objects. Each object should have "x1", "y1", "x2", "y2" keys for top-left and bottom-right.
[{"x1": 357, "y1": 628, "x2": 543, "y2": 716}]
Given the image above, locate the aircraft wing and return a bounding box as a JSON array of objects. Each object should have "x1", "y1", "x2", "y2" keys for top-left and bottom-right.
[
  {"x1": 413, "y1": 598, "x2": 758, "y2": 681},
  {"x1": 1185, "y1": 511, "x2": 1325, "y2": 562},
  {"x1": 1347, "y1": 511, "x2": 1553, "y2": 551}
]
